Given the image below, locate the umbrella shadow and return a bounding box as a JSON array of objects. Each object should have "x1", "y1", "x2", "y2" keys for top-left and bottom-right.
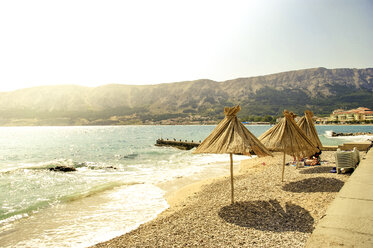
[
  {"x1": 218, "y1": 200, "x2": 314, "y2": 233},
  {"x1": 299, "y1": 166, "x2": 335, "y2": 174},
  {"x1": 282, "y1": 177, "x2": 344, "y2": 193}
]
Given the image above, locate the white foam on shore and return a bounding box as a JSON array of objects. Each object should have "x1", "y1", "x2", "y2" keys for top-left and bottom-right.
[
  {"x1": 0, "y1": 152, "x2": 250, "y2": 248},
  {"x1": 326, "y1": 134, "x2": 372, "y2": 142},
  {"x1": 323, "y1": 130, "x2": 372, "y2": 144},
  {"x1": 0, "y1": 184, "x2": 168, "y2": 248}
]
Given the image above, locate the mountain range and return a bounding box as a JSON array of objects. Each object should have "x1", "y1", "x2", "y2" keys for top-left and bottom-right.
[{"x1": 0, "y1": 67, "x2": 372, "y2": 125}]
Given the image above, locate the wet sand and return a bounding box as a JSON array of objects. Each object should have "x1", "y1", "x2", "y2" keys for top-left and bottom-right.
[{"x1": 92, "y1": 151, "x2": 363, "y2": 247}]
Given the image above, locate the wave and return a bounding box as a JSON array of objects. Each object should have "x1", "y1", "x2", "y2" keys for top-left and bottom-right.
[
  {"x1": 16, "y1": 159, "x2": 83, "y2": 170},
  {"x1": 0, "y1": 201, "x2": 48, "y2": 224},
  {"x1": 0, "y1": 183, "x2": 169, "y2": 248},
  {"x1": 0, "y1": 159, "x2": 125, "y2": 174},
  {"x1": 121, "y1": 153, "x2": 139, "y2": 159},
  {"x1": 59, "y1": 181, "x2": 143, "y2": 203},
  {"x1": 332, "y1": 135, "x2": 372, "y2": 142},
  {"x1": 0, "y1": 180, "x2": 144, "y2": 225},
  {"x1": 323, "y1": 130, "x2": 372, "y2": 142},
  {"x1": 324, "y1": 130, "x2": 334, "y2": 137}
]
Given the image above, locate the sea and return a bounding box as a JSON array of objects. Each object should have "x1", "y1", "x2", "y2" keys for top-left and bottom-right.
[{"x1": 0, "y1": 125, "x2": 372, "y2": 247}]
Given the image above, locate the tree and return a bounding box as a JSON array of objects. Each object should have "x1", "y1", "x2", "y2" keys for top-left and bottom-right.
[
  {"x1": 263, "y1": 115, "x2": 273, "y2": 122},
  {"x1": 254, "y1": 116, "x2": 263, "y2": 122}
]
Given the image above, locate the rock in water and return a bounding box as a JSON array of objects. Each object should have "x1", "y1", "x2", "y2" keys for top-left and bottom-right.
[{"x1": 49, "y1": 165, "x2": 76, "y2": 172}]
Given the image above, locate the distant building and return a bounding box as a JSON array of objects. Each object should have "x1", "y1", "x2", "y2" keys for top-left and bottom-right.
[
  {"x1": 329, "y1": 107, "x2": 373, "y2": 122},
  {"x1": 315, "y1": 116, "x2": 329, "y2": 124}
]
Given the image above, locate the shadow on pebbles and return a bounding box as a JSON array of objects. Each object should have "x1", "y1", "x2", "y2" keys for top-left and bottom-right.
[
  {"x1": 282, "y1": 177, "x2": 344, "y2": 193},
  {"x1": 219, "y1": 199, "x2": 314, "y2": 233}
]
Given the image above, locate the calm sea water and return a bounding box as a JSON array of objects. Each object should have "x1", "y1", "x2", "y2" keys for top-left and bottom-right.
[{"x1": 0, "y1": 125, "x2": 372, "y2": 247}]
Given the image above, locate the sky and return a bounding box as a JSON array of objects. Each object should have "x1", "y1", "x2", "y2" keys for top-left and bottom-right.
[{"x1": 0, "y1": 0, "x2": 372, "y2": 92}]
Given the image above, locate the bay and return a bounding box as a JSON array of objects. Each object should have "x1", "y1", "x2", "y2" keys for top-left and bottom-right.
[{"x1": 0, "y1": 125, "x2": 371, "y2": 247}]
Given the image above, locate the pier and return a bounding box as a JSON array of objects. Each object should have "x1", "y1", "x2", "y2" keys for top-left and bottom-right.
[
  {"x1": 155, "y1": 139, "x2": 201, "y2": 150},
  {"x1": 155, "y1": 139, "x2": 255, "y2": 155}
]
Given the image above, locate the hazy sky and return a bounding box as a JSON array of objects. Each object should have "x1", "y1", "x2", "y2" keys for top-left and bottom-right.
[{"x1": 0, "y1": 0, "x2": 372, "y2": 92}]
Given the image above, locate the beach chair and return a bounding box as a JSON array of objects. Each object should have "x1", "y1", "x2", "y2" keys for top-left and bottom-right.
[{"x1": 335, "y1": 149, "x2": 355, "y2": 174}]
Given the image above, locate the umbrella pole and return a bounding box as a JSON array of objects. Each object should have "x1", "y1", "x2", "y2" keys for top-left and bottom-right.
[
  {"x1": 230, "y1": 153, "x2": 234, "y2": 204},
  {"x1": 282, "y1": 152, "x2": 285, "y2": 182},
  {"x1": 296, "y1": 158, "x2": 299, "y2": 169}
]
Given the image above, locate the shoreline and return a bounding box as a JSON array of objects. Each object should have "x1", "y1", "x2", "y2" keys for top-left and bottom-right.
[
  {"x1": 86, "y1": 155, "x2": 267, "y2": 247},
  {"x1": 156, "y1": 158, "x2": 252, "y2": 215},
  {"x1": 159, "y1": 153, "x2": 302, "y2": 213},
  {"x1": 91, "y1": 151, "x2": 362, "y2": 247},
  {"x1": 158, "y1": 156, "x2": 263, "y2": 215}
]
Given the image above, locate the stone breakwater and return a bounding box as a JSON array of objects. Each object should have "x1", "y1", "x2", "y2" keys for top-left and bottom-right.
[
  {"x1": 331, "y1": 131, "x2": 373, "y2": 137},
  {"x1": 155, "y1": 139, "x2": 201, "y2": 150}
]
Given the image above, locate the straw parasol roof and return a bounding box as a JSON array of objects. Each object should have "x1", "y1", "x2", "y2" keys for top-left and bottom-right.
[
  {"x1": 194, "y1": 105, "x2": 272, "y2": 203},
  {"x1": 194, "y1": 105, "x2": 272, "y2": 156},
  {"x1": 259, "y1": 110, "x2": 318, "y2": 158},
  {"x1": 297, "y1": 110, "x2": 323, "y2": 149},
  {"x1": 258, "y1": 110, "x2": 319, "y2": 181}
]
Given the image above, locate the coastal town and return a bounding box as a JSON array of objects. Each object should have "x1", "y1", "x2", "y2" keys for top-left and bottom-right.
[
  {"x1": 315, "y1": 107, "x2": 373, "y2": 124},
  {"x1": 143, "y1": 107, "x2": 373, "y2": 125}
]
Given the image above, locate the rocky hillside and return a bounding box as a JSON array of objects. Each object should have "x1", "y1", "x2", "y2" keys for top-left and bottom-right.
[{"x1": 0, "y1": 67, "x2": 372, "y2": 125}]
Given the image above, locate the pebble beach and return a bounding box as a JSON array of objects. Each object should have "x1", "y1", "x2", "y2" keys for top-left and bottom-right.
[{"x1": 92, "y1": 151, "x2": 365, "y2": 248}]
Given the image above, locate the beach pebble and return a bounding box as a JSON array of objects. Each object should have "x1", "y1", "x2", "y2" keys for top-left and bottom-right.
[{"x1": 91, "y1": 151, "x2": 365, "y2": 248}]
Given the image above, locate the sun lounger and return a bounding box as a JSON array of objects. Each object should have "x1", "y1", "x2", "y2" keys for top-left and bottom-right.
[
  {"x1": 335, "y1": 149, "x2": 356, "y2": 174},
  {"x1": 352, "y1": 147, "x2": 360, "y2": 166}
]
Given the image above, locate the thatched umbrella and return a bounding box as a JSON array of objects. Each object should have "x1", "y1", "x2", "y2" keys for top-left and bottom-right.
[
  {"x1": 297, "y1": 110, "x2": 323, "y2": 149},
  {"x1": 259, "y1": 110, "x2": 319, "y2": 182},
  {"x1": 193, "y1": 105, "x2": 272, "y2": 204}
]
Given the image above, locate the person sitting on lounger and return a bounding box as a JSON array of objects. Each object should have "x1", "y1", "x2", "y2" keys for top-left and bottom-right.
[
  {"x1": 304, "y1": 156, "x2": 319, "y2": 166},
  {"x1": 313, "y1": 148, "x2": 322, "y2": 162}
]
